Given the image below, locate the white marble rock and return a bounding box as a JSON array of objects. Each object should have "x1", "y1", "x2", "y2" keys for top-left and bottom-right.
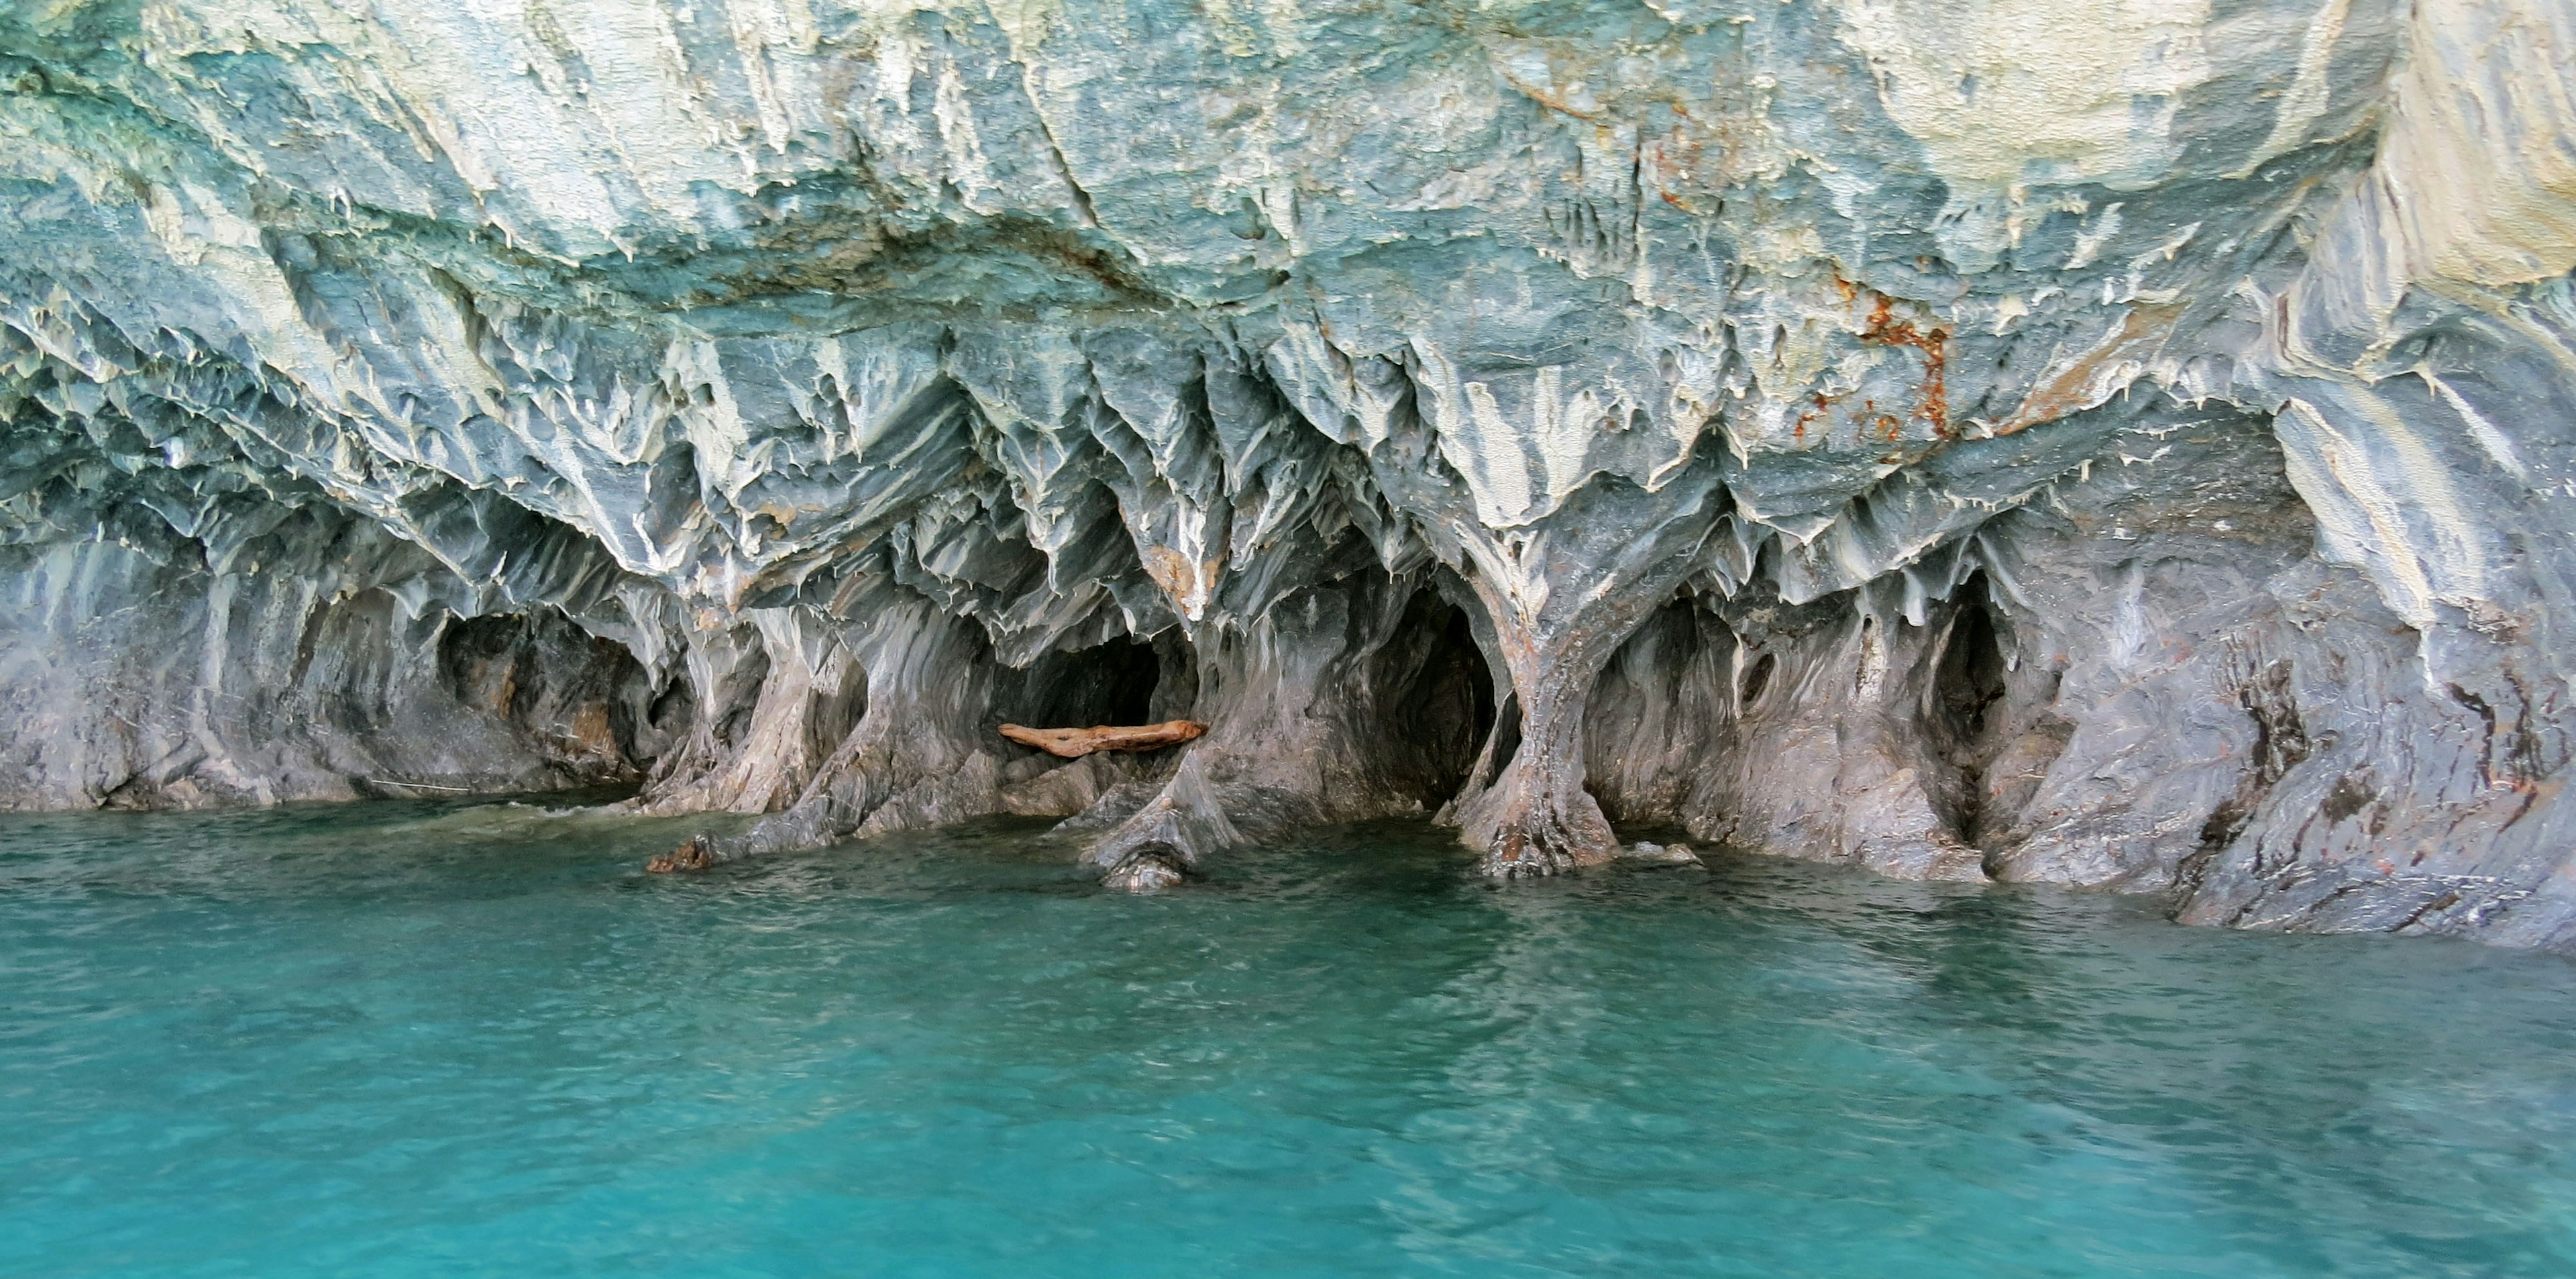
[{"x1": 1, "y1": 0, "x2": 2571, "y2": 948}]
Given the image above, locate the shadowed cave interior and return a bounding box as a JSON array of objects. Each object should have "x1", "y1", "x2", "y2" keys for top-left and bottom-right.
[
  {"x1": 1368, "y1": 592, "x2": 1499, "y2": 812},
  {"x1": 994, "y1": 635, "x2": 1171, "y2": 736}
]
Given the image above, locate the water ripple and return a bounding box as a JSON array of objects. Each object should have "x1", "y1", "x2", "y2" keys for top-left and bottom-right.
[{"x1": 1, "y1": 802, "x2": 2572, "y2": 1277}]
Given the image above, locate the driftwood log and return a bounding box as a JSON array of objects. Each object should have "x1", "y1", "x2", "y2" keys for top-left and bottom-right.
[{"x1": 1000, "y1": 720, "x2": 1208, "y2": 759}]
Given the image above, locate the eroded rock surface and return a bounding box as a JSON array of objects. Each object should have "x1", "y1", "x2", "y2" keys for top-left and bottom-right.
[{"x1": 3, "y1": 1, "x2": 2572, "y2": 948}]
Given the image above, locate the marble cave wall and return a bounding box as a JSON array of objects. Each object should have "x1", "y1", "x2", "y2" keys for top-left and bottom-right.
[{"x1": 2, "y1": 0, "x2": 2573, "y2": 946}]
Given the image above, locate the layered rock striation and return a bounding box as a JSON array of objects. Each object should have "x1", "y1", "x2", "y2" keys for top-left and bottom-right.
[{"x1": 3, "y1": 0, "x2": 2573, "y2": 947}]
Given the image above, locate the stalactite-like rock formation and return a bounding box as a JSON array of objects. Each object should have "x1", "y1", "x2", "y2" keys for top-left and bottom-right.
[{"x1": 3, "y1": 0, "x2": 2573, "y2": 948}]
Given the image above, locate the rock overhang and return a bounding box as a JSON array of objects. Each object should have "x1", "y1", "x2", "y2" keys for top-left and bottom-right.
[{"x1": 3, "y1": 0, "x2": 2573, "y2": 948}]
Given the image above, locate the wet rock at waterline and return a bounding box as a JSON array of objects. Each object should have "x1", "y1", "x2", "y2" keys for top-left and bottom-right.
[
  {"x1": 1622, "y1": 843, "x2": 1705, "y2": 868},
  {"x1": 645, "y1": 836, "x2": 718, "y2": 876},
  {"x1": 1, "y1": 1, "x2": 2572, "y2": 949}
]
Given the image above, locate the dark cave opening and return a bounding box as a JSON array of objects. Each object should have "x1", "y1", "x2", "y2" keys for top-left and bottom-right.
[
  {"x1": 996, "y1": 634, "x2": 1170, "y2": 733},
  {"x1": 1368, "y1": 591, "x2": 1499, "y2": 808},
  {"x1": 1927, "y1": 578, "x2": 2010, "y2": 841},
  {"x1": 1582, "y1": 595, "x2": 1734, "y2": 823},
  {"x1": 1739, "y1": 650, "x2": 1778, "y2": 707},
  {"x1": 435, "y1": 609, "x2": 666, "y2": 776}
]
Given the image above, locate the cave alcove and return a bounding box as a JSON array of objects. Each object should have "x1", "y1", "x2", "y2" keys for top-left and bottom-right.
[
  {"x1": 1366, "y1": 590, "x2": 1499, "y2": 809},
  {"x1": 994, "y1": 633, "x2": 1171, "y2": 734},
  {"x1": 1739, "y1": 651, "x2": 1778, "y2": 707},
  {"x1": 435, "y1": 607, "x2": 667, "y2": 774},
  {"x1": 1925, "y1": 576, "x2": 2011, "y2": 842}
]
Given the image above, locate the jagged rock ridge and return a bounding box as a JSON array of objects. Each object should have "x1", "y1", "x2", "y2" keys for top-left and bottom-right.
[{"x1": 2, "y1": 0, "x2": 2572, "y2": 948}]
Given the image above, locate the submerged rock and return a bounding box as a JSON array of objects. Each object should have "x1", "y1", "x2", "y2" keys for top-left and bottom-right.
[
  {"x1": 1622, "y1": 843, "x2": 1704, "y2": 868},
  {"x1": 646, "y1": 837, "x2": 718, "y2": 875},
  {"x1": 1100, "y1": 848, "x2": 1189, "y2": 894},
  {"x1": 1, "y1": 1, "x2": 2571, "y2": 948}
]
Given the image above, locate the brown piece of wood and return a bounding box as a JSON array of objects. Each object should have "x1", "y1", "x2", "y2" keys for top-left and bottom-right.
[{"x1": 1000, "y1": 719, "x2": 1208, "y2": 759}]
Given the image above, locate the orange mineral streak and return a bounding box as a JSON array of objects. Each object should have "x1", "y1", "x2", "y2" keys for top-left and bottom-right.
[
  {"x1": 1792, "y1": 389, "x2": 1843, "y2": 444},
  {"x1": 999, "y1": 720, "x2": 1210, "y2": 759},
  {"x1": 1995, "y1": 300, "x2": 2187, "y2": 437},
  {"x1": 1857, "y1": 293, "x2": 1952, "y2": 440},
  {"x1": 1141, "y1": 544, "x2": 1222, "y2": 615}
]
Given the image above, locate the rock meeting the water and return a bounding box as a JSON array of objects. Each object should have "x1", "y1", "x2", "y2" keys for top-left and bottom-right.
[
  {"x1": 1, "y1": 0, "x2": 2572, "y2": 949},
  {"x1": 646, "y1": 837, "x2": 718, "y2": 876},
  {"x1": 1622, "y1": 843, "x2": 1705, "y2": 868}
]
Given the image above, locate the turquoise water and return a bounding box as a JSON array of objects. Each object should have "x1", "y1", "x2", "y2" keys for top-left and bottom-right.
[{"x1": 3, "y1": 800, "x2": 2573, "y2": 1278}]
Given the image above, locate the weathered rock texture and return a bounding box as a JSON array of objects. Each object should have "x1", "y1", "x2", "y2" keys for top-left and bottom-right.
[{"x1": 2, "y1": 1, "x2": 2572, "y2": 947}]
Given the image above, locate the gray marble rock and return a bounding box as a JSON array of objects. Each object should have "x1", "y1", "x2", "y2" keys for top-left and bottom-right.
[
  {"x1": 1620, "y1": 841, "x2": 1703, "y2": 867},
  {"x1": 1, "y1": 0, "x2": 2571, "y2": 950}
]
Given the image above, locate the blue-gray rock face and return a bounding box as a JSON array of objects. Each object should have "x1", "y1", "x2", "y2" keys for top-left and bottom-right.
[{"x1": 3, "y1": 1, "x2": 2571, "y2": 945}]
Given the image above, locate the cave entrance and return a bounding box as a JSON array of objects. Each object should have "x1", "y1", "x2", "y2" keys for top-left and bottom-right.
[
  {"x1": 1927, "y1": 576, "x2": 2010, "y2": 841},
  {"x1": 1368, "y1": 591, "x2": 1499, "y2": 809},
  {"x1": 1580, "y1": 594, "x2": 1729, "y2": 823},
  {"x1": 997, "y1": 633, "x2": 1179, "y2": 733},
  {"x1": 437, "y1": 607, "x2": 669, "y2": 779}
]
